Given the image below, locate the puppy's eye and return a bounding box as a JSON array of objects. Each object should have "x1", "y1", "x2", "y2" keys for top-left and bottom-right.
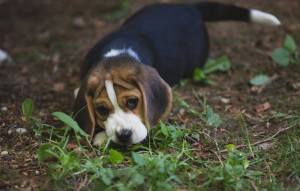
[
  {"x1": 126, "y1": 98, "x2": 139, "y2": 110},
  {"x1": 96, "y1": 105, "x2": 109, "y2": 116}
]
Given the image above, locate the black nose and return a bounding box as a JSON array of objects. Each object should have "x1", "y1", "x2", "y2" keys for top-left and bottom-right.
[{"x1": 116, "y1": 129, "x2": 132, "y2": 143}]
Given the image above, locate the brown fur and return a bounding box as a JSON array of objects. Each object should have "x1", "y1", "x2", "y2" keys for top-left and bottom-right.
[{"x1": 73, "y1": 57, "x2": 172, "y2": 143}]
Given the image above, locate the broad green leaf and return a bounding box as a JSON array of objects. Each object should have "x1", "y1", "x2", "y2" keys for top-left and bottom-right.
[
  {"x1": 233, "y1": 165, "x2": 245, "y2": 176},
  {"x1": 22, "y1": 98, "x2": 34, "y2": 120},
  {"x1": 225, "y1": 163, "x2": 233, "y2": 172},
  {"x1": 160, "y1": 121, "x2": 170, "y2": 137},
  {"x1": 191, "y1": 132, "x2": 200, "y2": 139},
  {"x1": 132, "y1": 152, "x2": 146, "y2": 166},
  {"x1": 101, "y1": 168, "x2": 115, "y2": 185},
  {"x1": 271, "y1": 47, "x2": 290, "y2": 66},
  {"x1": 203, "y1": 106, "x2": 221, "y2": 127},
  {"x1": 250, "y1": 74, "x2": 270, "y2": 86},
  {"x1": 225, "y1": 144, "x2": 236, "y2": 151},
  {"x1": 52, "y1": 112, "x2": 89, "y2": 138},
  {"x1": 130, "y1": 172, "x2": 145, "y2": 185},
  {"x1": 117, "y1": 183, "x2": 131, "y2": 191},
  {"x1": 242, "y1": 159, "x2": 249, "y2": 169},
  {"x1": 193, "y1": 68, "x2": 206, "y2": 81},
  {"x1": 204, "y1": 55, "x2": 231, "y2": 74},
  {"x1": 92, "y1": 182, "x2": 110, "y2": 191},
  {"x1": 284, "y1": 34, "x2": 297, "y2": 53},
  {"x1": 168, "y1": 125, "x2": 181, "y2": 141},
  {"x1": 109, "y1": 149, "x2": 124, "y2": 164},
  {"x1": 38, "y1": 143, "x2": 54, "y2": 165}
]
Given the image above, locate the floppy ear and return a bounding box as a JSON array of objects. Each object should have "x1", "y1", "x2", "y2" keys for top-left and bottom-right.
[
  {"x1": 135, "y1": 65, "x2": 172, "y2": 126},
  {"x1": 73, "y1": 76, "x2": 102, "y2": 143}
]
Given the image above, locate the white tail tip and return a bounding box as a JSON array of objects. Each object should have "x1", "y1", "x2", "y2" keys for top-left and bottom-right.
[
  {"x1": 0, "y1": 49, "x2": 12, "y2": 65},
  {"x1": 250, "y1": 9, "x2": 281, "y2": 26}
]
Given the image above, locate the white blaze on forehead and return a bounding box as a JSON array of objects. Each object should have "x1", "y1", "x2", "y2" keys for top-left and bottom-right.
[
  {"x1": 103, "y1": 79, "x2": 147, "y2": 144},
  {"x1": 105, "y1": 80, "x2": 121, "y2": 111}
]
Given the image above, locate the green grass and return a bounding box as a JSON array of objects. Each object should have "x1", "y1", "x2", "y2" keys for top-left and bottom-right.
[
  {"x1": 0, "y1": 166, "x2": 21, "y2": 181},
  {"x1": 271, "y1": 34, "x2": 300, "y2": 66},
  {"x1": 20, "y1": 34, "x2": 300, "y2": 190},
  {"x1": 15, "y1": 51, "x2": 48, "y2": 63},
  {"x1": 21, "y1": 96, "x2": 300, "y2": 190},
  {"x1": 51, "y1": 40, "x2": 84, "y2": 52}
]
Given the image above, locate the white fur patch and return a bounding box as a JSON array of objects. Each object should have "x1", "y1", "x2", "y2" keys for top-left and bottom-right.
[
  {"x1": 250, "y1": 9, "x2": 281, "y2": 26},
  {"x1": 104, "y1": 80, "x2": 147, "y2": 144},
  {"x1": 103, "y1": 48, "x2": 140, "y2": 61},
  {"x1": 93, "y1": 131, "x2": 108, "y2": 147},
  {"x1": 74, "y1": 87, "x2": 80, "y2": 98},
  {"x1": 0, "y1": 49, "x2": 12, "y2": 65}
]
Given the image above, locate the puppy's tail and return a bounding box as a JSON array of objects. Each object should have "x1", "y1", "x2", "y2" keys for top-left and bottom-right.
[{"x1": 195, "y1": 2, "x2": 281, "y2": 26}]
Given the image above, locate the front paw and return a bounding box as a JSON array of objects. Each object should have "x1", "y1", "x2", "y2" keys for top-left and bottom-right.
[{"x1": 92, "y1": 131, "x2": 107, "y2": 147}]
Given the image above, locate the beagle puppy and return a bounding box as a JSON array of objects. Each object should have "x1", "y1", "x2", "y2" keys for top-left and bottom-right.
[{"x1": 73, "y1": 2, "x2": 280, "y2": 146}]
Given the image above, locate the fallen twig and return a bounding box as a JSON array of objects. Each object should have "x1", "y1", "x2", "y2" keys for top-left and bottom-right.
[
  {"x1": 74, "y1": 174, "x2": 88, "y2": 191},
  {"x1": 244, "y1": 112, "x2": 262, "y2": 122},
  {"x1": 257, "y1": 74, "x2": 279, "y2": 94},
  {"x1": 250, "y1": 180, "x2": 259, "y2": 191},
  {"x1": 219, "y1": 124, "x2": 296, "y2": 153},
  {"x1": 199, "y1": 131, "x2": 224, "y2": 165}
]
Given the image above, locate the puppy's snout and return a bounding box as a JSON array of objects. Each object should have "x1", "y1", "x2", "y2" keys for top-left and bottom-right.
[{"x1": 116, "y1": 129, "x2": 132, "y2": 143}]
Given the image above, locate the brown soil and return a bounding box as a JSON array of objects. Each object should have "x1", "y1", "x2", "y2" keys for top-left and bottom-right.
[{"x1": 0, "y1": 0, "x2": 299, "y2": 190}]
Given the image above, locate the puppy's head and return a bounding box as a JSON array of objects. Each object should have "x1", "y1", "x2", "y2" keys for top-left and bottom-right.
[{"x1": 73, "y1": 57, "x2": 172, "y2": 145}]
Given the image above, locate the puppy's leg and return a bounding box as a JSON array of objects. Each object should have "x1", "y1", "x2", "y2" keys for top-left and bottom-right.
[{"x1": 93, "y1": 131, "x2": 107, "y2": 147}]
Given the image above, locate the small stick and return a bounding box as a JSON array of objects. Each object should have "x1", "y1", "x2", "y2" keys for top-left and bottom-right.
[
  {"x1": 250, "y1": 180, "x2": 259, "y2": 191},
  {"x1": 219, "y1": 124, "x2": 295, "y2": 153},
  {"x1": 257, "y1": 74, "x2": 279, "y2": 94},
  {"x1": 200, "y1": 131, "x2": 224, "y2": 165},
  {"x1": 74, "y1": 174, "x2": 88, "y2": 191}
]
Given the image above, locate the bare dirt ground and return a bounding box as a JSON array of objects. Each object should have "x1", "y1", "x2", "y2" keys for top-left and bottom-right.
[{"x1": 0, "y1": 0, "x2": 299, "y2": 190}]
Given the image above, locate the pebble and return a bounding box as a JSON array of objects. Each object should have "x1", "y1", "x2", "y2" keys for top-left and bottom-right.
[
  {"x1": 179, "y1": 108, "x2": 185, "y2": 115},
  {"x1": 21, "y1": 172, "x2": 28, "y2": 177},
  {"x1": 7, "y1": 129, "x2": 12, "y2": 135},
  {"x1": 32, "y1": 154, "x2": 38, "y2": 159},
  {"x1": 1, "y1": 151, "x2": 8, "y2": 156},
  {"x1": 1, "y1": 106, "x2": 8, "y2": 112},
  {"x1": 15, "y1": 128, "x2": 28, "y2": 134},
  {"x1": 11, "y1": 164, "x2": 19, "y2": 169},
  {"x1": 259, "y1": 143, "x2": 273, "y2": 151},
  {"x1": 73, "y1": 16, "x2": 86, "y2": 29},
  {"x1": 53, "y1": 82, "x2": 65, "y2": 92},
  {"x1": 24, "y1": 158, "x2": 32, "y2": 162},
  {"x1": 38, "y1": 109, "x2": 48, "y2": 117},
  {"x1": 36, "y1": 31, "x2": 51, "y2": 40},
  {"x1": 92, "y1": 19, "x2": 106, "y2": 28},
  {"x1": 221, "y1": 97, "x2": 230, "y2": 104},
  {"x1": 52, "y1": 53, "x2": 60, "y2": 65}
]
